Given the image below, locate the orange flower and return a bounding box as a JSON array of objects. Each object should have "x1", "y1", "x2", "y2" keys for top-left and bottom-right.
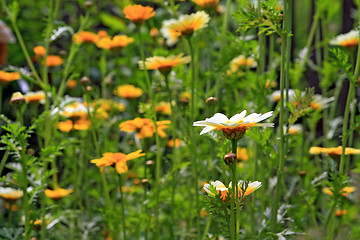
[
  {"x1": 0, "y1": 187, "x2": 23, "y2": 202},
  {"x1": 24, "y1": 91, "x2": 46, "y2": 104},
  {"x1": 155, "y1": 102, "x2": 171, "y2": 115},
  {"x1": 67, "y1": 79, "x2": 77, "y2": 89},
  {"x1": 0, "y1": 70, "x2": 21, "y2": 84},
  {"x1": 45, "y1": 188, "x2": 73, "y2": 200},
  {"x1": 33, "y1": 46, "x2": 46, "y2": 57},
  {"x1": 150, "y1": 28, "x2": 160, "y2": 37},
  {"x1": 60, "y1": 102, "x2": 88, "y2": 120},
  {"x1": 44, "y1": 55, "x2": 63, "y2": 67},
  {"x1": 123, "y1": 4, "x2": 155, "y2": 24},
  {"x1": 73, "y1": 31, "x2": 99, "y2": 44},
  {"x1": 161, "y1": 11, "x2": 210, "y2": 46},
  {"x1": 323, "y1": 186, "x2": 355, "y2": 197},
  {"x1": 309, "y1": 146, "x2": 360, "y2": 156},
  {"x1": 57, "y1": 119, "x2": 91, "y2": 132},
  {"x1": 96, "y1": 35, "x2": 134, "y2": 50},
  {"x1": 193, "y1": 0, "x2": 219, "y2": 9},
  {"x1": 335, "y1": 209, "x2": 348, "y2": 217},
  {"x1": 114, "y1": 84, "x2": 143, "y2": 99},
  {"x1": 236, "y1": 147, "x2": 249, "y2": 161},
  {"x1": 97, "y1": 30, "x2": 109, "y2": 39},
  {"x1": 90, "y1": 150, "x2": 146, "y2": 174},
  {"x1": 167, "y1": 138, "x2": 182, "y2": 148},
  {"x1": 330, "y1": 30, "x2": 359, "y2": 48},
  {"x1": 229, "y1": 55, "x2": 257, "y2": 74},
  {"x1": 119, "y1": 118, "x2": 170, "y2": 139},
  {"x1": 138, "y1": 53, "x2": 191, "y2": 76}
]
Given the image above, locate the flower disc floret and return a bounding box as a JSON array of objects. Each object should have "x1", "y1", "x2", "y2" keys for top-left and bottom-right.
[{"x1": 193, "y1": 110, "x2": 274, "y2": 140}]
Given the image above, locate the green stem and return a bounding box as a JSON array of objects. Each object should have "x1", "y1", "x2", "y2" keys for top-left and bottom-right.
[
  {"x1": 0, "y1": 85, "x2": 2, "y2": 114},
  {"x1": 100, "y1": 50, "x2": 107, "y2": 98},
  {"x1": 232, "y1": 140, "x2": 239, "y2": 240},
  {"x1": 270, "y1": 32, "x2": 287, "y2": 232},
  {"x1": 118, "y1": 174, "x2": 127, "y2": 240},
  {"x1": 0, "y1": 149, "x2": 9, "y2": 177},
  {"x1": 201, "y1": 215, "x2": 212, "y2": 240},
  {"x1": 100, "y1": 172, "x2": 116, "y2": 238}
]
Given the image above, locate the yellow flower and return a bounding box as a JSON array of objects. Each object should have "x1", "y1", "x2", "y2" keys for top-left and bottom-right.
[
  {"x1": 229, "y1": 55, "x2": 257, "y2": 74},
  {"x1": 166, "y1": 138, "x2": 182, "y2": 148},
  {"x1": 43, "y1": 55, "x2": 63, "y2": 67},
  {"x1": 203, "y1": 180, "x2": 229, "y2": 201},
  {"x1": 193, "y1": 0, "x2": 219, "y2": 9},
  {"x1": 123, "y1": 4, "x2": 155, "y2": 24},
  {"x1": 45, "y1": 188, "x2": 73, "y2": 200},
  {"x1": 57, "y1": 119, "x2": 91, "y2": 132},
  {"x1": 114, "y1": 84, "x2": 143, "y2": 99},
  {"x1": 60, "y1": 102, "x2": 88, "y2": 120},
  {"x1": 309, "y1": 146, "x2": 360, "y2": 156},
  {"x1": 138, "y1": 53, "x2": 191, "y2": 76},
  {"x1": 161, "y1": 11, "x2": 210, "y2": 46},
  {"x1": 91, "y1": 150, "x2": 146, "y2": 174},
  {"x1": 330, "y1": 30, "x2": 359, "y2": 48},
  {"x1": 119, "y1": 118, "x2": 170, "y2": 139},
  {"x1": 155, "y1": 102, "x2": 171, "y2": 115},
  {"x1": 24, "y1": 91, "x2": 46, "y2": 104},
  {"x1": 0, "y1": 187, "x2": 23, "y2": 202},
  {"x1": 96, "y1": 35, "x2": 134, "y2": 50},
  {"x1": 193, "y1": 111, "x2": 274, "y2": 140},
  {"x1": 0, "y1": 70, "x2": 21, "y2": 84},
  {"x1": 73, "y1": 31, "x2": 99, "y2": 44},
  {"x1": 322, "y1": 186, "x2": 355, "y2": 197},
  {"x1": 33, "y1": 46, "x2": 46, "y2": 57},
  {"x1": 236, "y1": 180, "x2": 262, "y2": 196},
  {"x1": 236, "y1": 147, "x2": 248, "y2": 161}
]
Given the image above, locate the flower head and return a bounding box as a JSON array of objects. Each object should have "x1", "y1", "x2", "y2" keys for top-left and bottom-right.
[
  {"x1": 193, "y1": 110, "x2": 274, "y2": 140},
  {"x1": 114, "y1": 84, "x2": 143, "y2": 99},
  {"x1": 309, "y1": 146, "x2": 360, "y2": 156},
  {"x1": 229, "y1": 55, "x2": 257, "y2": 74},
  {"x1": 96, "y1": 35, "x2": 134, "y2": 50},
  {"x1": 161, "y1": 11, "x2": 210, "y2": 46},
  {"x1": 24, "y1": 91, "x2": 46, "y2": 104},
  {"x1": 330, "y1": 30, "x2": 359, "y2": 48},
  {"x1": 310, "y1": 95, "x2": 334, "y2": 110},
  {"x1": 138, "y1": 53, "x2": 191, "y2": 76},
  {"x1": 57, "y1": 119, "x2": 91, "y2": 132},
  {"x1": 73, "y1": 31, "x2": 99, "y2": 44},
  {"x1": 323, "y1": 186, "x2": 355, "y2": 197},
  {"x1": 45, "y1": 188, "x2": 73, "y2": 200},
  {"x1": 33, "y1": 46, "x2": 46, "y2": 57},
  {"x1": 91, "y1": 150, "x2": 146, "y2": 174},
  {"x1": 59, "y1": 102, "x2": 89, "y2": 120},
  {"x1": 0, "y1": 71, "x2": 21, "y2": 84},
  {"x1": 119, "y1": 118, "x2": 170, "y2": 139},
  {"x1": 0, "y1": 187, "x2": 23, "y2": 202},
  {"x1": 193, "y1": 0, "x2": 219, "y2": 9},
  {"x1": 123, "y1": 4, "x2": 155, "y2": 24},
  {"x1": 43, "y1": 55, "x2": 63, "y2": 67}
]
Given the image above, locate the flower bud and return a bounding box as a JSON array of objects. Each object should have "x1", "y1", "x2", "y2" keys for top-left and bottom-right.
[
  {"x1": 224, "y1": 153, "x2": 236, "y2": 165},
  {"x1": 10, "y1": 92, "x2": 26, "y2": 107},
  {"x1": 298, "y1": 170, "x2": 307, "y2": 177},
  {"x1": 84, "y1": 1, "x2": 93, "y2": 8},
  {"x1": 206, "y1": 97, "x2": 218, "y2": 106},
  {"x1": 86, "y1": 86, "x2": 92, "y2": 92},
  {"x1": 146, "y1": 160, "x2": 154, "y2": 166},
  {"x1": 81, "y1": 76, "x2": 90, "y2": 87}
]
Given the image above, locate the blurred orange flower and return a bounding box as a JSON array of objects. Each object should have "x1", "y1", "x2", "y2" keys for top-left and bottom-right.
[
  {"x1": 309, "y1": 146, "x2": 360, "y2": 156},
  {"x1": 138, "y1": 53, "x2": 191, "y2": 75},
  {"x1": 119, "y1": 118, "x2": 170, "y2": 139},
  {"x1": 114, "y1": 84, "x2": 143, "y2": 99},
  {"x1": 45, "y1": 188, "x2": 73, "y2": 200},
  {"x1": 24, "y1": 91, "x2": 46, "y2": 104},
  {"x1": 193, "y1": 0, "x2": 219, "y2": 8},
  {"x1": 44, "y1": 55, "x2": 63, "y2": 67},
  {"x1": 0, "y1": 70, "x2": 21, "y2": 84},
  {"x1": 96, "y1": 35, "x2": 134, "y2": 50},
  {"x1": 73, "y1": 31, "x2": 99, "y2": 44},
  {"x1": 33, "y1": 46, "x2": 46, "y2": 57},
  {"x1": 323, "y1": 186, "x2": 355, "y2": 197},
  {"x1": 123, "y1": 4, "x2": 155, "y2": 24}
]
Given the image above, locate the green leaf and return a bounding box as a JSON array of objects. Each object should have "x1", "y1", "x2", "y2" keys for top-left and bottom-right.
[{"x1": 98, "y1": 12, "x2": 127, "y2": 32}]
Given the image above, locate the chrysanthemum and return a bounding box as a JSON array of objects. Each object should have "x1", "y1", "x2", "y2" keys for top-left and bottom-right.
[
  {"x1": 123, "y1": 4, "x2": 155, "y2": 24},
  {"x1": 236, "y1": 147, "x2": 249, "y2": 161},
  {"x1": 166, "y1": 138, "x2": 182, "y2": 148},
  {"x1": 155, "y1": 102, "x2": 171, "y2": 115},
  {"x1": 67, "y1": 79, "x2": 77, "y2": 89},
  {"x1": 193, "y1": 110, "x2": 274, "y2": 140},
  {"x1": 0, "y1": 70, "x2": 21, "y2": 84},
  {"x1": 310, "y1": 95, "x2": 334, "y2": 110},
  {"x1": 270, "y1": 89, "x2": 296, "y2": 102},
  {"x1": 24, "y1": 91, "x2": 46, "y2": 104},
  {"x1": 309, "y1": 146, "x2": 360, "y2": 156},
  {"x1": 119, "y1": 118, "x2": 170, "y2": 139},
  {"x1": 59, "y1": 102, "x2": 89, "y2": 120},
  {"x1": 45, "y1": 188, "x2": 73, "y2": 200},
  {"x1": 193, "y1": 0, "x2": 219, "y2": 9},
  {"x1": 73, "y1": 31, "x2": 99, "y2": 44},
  {"x1": 96, "y1": 35, "x2": 134, "y2": 50},
  {"x1": 57, "y1": 119, "x2": 91, "y2": 132},
  {"x1": 322, "y1": 186, "x2": 355, "y2": 197},
  {"x1": 330, "y1": 29, "x2": 359, "y2": 48},
  {"x1": 229, "y1": 55, "x2": 257, "y2": 74},
  {"x1": 114, "y1": 84, "x2": 143, "y2": 99},
  {"x1": 286, "y1": 124, "x2": 303, "y2": 135},
  {"x1": 33, "y1": 46, "x2": 46, "y2": 57},
  {"x1": 90, "y1": 150, "x2": 146, "y2": 174},
  {"x1": 0, "y1": 187, "x2": 23, "y2": 202},
  {"x1": 235, "y1": 180, "x2": 262, "y2": 196},
  {"x1": 138, "y1": 53, "x2": 191, "y2": 76},
  {"x1": 161, "y1": 11, "x2": 210, "y2": 46},
  {"x1": 203, "y1": 180, "x2": 229, "y2": 201},
  {"x1": 43, "y1": 55, "x2": 63, "y2": 67}
]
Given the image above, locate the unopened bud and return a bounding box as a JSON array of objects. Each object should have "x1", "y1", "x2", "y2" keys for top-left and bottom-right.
[
  {"x1": 146, "y1": 160, "x2": 154, "y2": 166},
  {"x1": 84, "y1": 1, "x2": 93, "y2": 8},
  {"x1": 180, "y1": 98, "x2": 189, "y2": 106},
  {"x1": 81, "y1": 76, "x2": 90, "y2": 87},
  {"x1": 298, "y1": 171, "x2": 307, "y2": 177},
  {"x1": 224, "y1": 153, "x2": 236, "y2": 165},
  {"x1": 206, "y1": 97, "x2": 218, "y2": 106},
  {"x1": 10, "y1": 92, "x2": 26, "y2": 107},
  {"x1": 142, "y1": 179, "x2": 149, "y2": 185},
  {"x1": 58, "y1": 50, "x2": 67, "y2": 56},
  {"x1": 86, "y1": 86, "x2": 92, "y2": 92},
  {"x1": 357, "y1": 77, "x2": 360, "y2": 86}
]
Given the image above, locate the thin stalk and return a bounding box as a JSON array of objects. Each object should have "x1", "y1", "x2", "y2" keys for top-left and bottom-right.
[
  {"x1": 118, "y1": 174, "x2": 127, "y2": 240},
  {"x1": 221, "y1": 0, "x2": 232, "y2": 37},
  {"x1": 0, "y1": 85, "x2": 2, "y2": 113},
  {"x1": 100, "y1": 50, "x2": 107, "y2": 98},
  {"x1": 201, "y1": 215, "x2": 212, "y2": 240},
  {"x1": 0, "y1": 148, "x2": 9, "y2": 176},
  {"x1": 101, "y1": 172, "x2": 116, "y2": 238},
  {"x1": 137, "y1": 28, "x2": 162, "y2": 239},
  {"x1": 232, "y1": 140, "x2": 239, "y2": 240},
  {"x1": 270, "y1": 33, "x2": 287, "y2": 232}
]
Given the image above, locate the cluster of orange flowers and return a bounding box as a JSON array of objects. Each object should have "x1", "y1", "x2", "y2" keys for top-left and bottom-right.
[
  {"x1": 119, "y1": 118, "x2": 171, "y2": 139},
  {"x1": 57, "y1": 102, "x2": 91, "y2": 132}
]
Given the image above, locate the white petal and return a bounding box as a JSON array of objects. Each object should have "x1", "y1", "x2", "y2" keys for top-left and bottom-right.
[
  {"x1": 229, "y1": 110, "x2": 247, "y2": 122},
  {"x1": 253, "y1": 123, "x2": 275, "y2": 127},
  {"x1": 252, "y1": 111, "x2": 273, "y2": 123},
  {"x1": 242, "y1": 113, "x2": 261, "y2": 122},
  {"x1": 209, "y1": 113, "x2": 229, "y2": 124},
  {"x1": 200, "y1": 126, "x2": 216, "y2": 135}
]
